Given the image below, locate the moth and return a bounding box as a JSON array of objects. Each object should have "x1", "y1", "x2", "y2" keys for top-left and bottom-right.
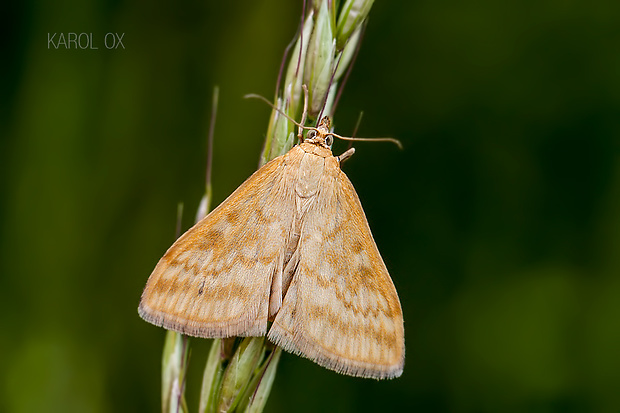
[{"x1": 139, "y1": 117, "x2": 405, "y2": 379}]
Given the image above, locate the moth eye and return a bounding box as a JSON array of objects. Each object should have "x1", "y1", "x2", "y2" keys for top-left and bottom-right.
[
  {"x1": 308, "y1": 130, "x2": 317, "y2": 139},
  {"x1": 325, "y1": 134, "x2": 334, "y2": 146}
]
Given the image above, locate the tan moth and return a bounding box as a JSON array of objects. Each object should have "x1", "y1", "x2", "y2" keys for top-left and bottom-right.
[{"x1": 138, "y1": 117, "x2": 405, "y2": 379}]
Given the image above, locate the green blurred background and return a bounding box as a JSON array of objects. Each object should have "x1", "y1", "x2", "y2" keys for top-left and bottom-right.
[{"x1": 2, "y1": 0, "x2": 620, "y2": 412}]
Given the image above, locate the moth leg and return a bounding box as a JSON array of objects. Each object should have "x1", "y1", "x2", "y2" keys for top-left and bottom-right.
[{"x1": 338, "y1": 148, "x2": 355, "y2": 163}]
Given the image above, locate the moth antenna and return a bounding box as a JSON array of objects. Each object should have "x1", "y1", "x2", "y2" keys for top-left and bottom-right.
[
  {"x1": 331, "y1": 132, "x2": 403, "y2": 150},
  {"x1": 244, "y1": 92, "x2": 317, "y2": 133}
]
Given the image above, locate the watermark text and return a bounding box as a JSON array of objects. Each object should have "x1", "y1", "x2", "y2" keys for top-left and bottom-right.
[{"x1": 48, "y1": 33, "x2": 125, "y2": 49}]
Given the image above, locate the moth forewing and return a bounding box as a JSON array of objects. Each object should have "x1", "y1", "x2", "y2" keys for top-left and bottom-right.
[
  {"x1": 268, "y1": 148, "x2": 404, "y2": 379},
  {"x1": 138, "y1": 155, "x2": 296, "y2": 338}
]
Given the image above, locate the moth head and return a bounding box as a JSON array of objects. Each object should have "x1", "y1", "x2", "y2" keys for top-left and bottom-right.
[{"x1": 305, "y1": 116, "x2": 335, "y2": 149}]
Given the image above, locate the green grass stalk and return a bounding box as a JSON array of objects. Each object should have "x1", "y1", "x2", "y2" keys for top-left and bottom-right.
[{"x1": 160, "y1": 1, "x2": 376, "y2": 411}]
